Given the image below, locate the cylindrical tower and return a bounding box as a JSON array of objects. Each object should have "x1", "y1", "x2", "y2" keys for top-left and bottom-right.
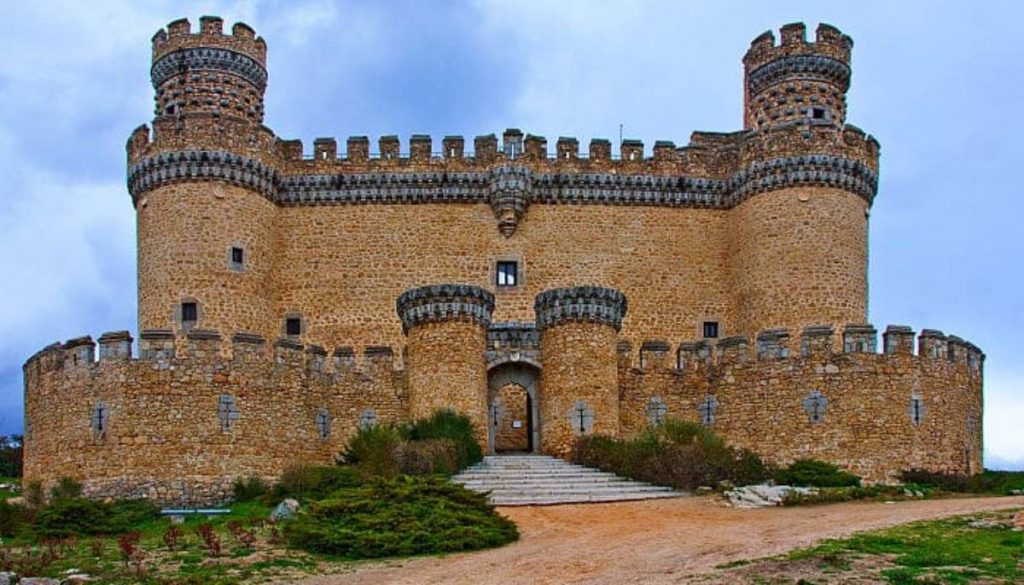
[
  {"x1": 127, "y1": 16, "x2": 279, "y2": 342},
  {"x1": 731, "y1": 23, "x2": 880, "y2": 337},
  {"x1": 398, "y1": 285, "x2": 495, "y2": 447},
  {"x1": 535, "y1": 286, "x2": 626, "y2": 458},
  {"x1": 743, "y1": 22, "x2": 852, "y2": 130}
]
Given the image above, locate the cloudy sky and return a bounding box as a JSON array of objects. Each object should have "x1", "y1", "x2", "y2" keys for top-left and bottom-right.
[{"x1": 1, "y1": 0, "x2": 1021, "y2": 469}]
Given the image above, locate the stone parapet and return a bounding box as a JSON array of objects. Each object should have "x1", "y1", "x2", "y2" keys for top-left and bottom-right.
[
  {"x1": 396, "y1": 284, "x2": 495, "y2": 335},
  {"x1": 534, "y1": 286, "x2": 627, "y2": 332}
]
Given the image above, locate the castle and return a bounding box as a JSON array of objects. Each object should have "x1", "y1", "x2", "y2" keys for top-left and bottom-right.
[{"x1": 22, "y1": 17, "x2": 984, "y2": 504}]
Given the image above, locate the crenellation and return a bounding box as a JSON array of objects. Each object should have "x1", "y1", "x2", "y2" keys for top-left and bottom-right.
[
  {"x1": 346, "y1": 136, "x2": 369, "y2": 161},
  {"x1": 64, "y1": 336, "x2": 96, "y2": 366},
  {"x1": 918, "y1": 329, "x2": 947, "y2": 359},
  {"x1": 883, "y1": 325, "x2": 915, "y2": 355},
  {"x1": 621, "y1": 139, "x2": 644, "y2": 162},
  {"x1": 313, "y1": 137, "x2": 337, "y2": 161},
  {"x1": 138, "y1": 329, "x2": 175, "y2": 361},
  {"x1": 843, "y1": 324, "x2": 877, "y2": 353},
  {"x1": 199, "y1": 15, "x2": 223, "y2": 35},
  {"x1": 305, "y1": 345, "x2": 327, "y2": 372},
  {"x1": 97, "y1": 331, "x2": 132, "y2": 361},
  {"x1": 800, "y1": 325, "x2": 834, "y2": 356},
  {"x1": 716, "y1": 335, "x2": 750, "y2": 365},
  {"x1": 756, "y1": 328, "x2": 790, "y2": 360},
  {"x1": 331, "y1": 346, "x2": 356, "y2": 372},
  {"x1": 273, "y1": 337, "x2": 304, "y2": 365},
  {"x1": 442, "y1": 135, "x2": 464, "y2": 159},
  {"x1": 639, "y1": 340, "x2": 671, "y2": 370},
  {"x1": 474, "y1": 134, "x2": 498, "y2": 162},
  {"x1": 653, "y1": 141, "x2": 677, "y2": 162},
  {"x1": 556, "y1": 136, "x2": 579, "y2": 160},
  {"x1": 409, "y1": 134, "x2": 432, "y2": 161},
  {"x1": 184, "y1": 329, "x2": 221, "y2": 360},
  {"x1": 946, "y1": 335, "x2": 968, "y2": 365}
]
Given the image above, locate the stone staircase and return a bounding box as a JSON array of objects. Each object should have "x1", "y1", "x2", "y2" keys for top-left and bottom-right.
[{"x1": 452, "y1": 454, "x2": 682, "y2": 506}]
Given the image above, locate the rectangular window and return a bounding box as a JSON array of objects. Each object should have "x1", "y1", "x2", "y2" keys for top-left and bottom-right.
[
  {"x1": 496, "y1": 261, "x2": 518, "y2": 287},
  {"x1": 702, "y1": 321, "x2": 719, "y2": 339},
  {"x1": 285, "y1": 317, "x2": 302, "y2": 336},
  {"x1": 181, "y1": 302, "x2": 198, "y2": 323},
  {"x1": 231, "y1": 247, "x2": 244, "y2": 265}
]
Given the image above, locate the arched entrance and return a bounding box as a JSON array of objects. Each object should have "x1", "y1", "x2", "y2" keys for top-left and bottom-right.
[{"x1": 487, "y1": 363, "x2": 541, "y2": 455}]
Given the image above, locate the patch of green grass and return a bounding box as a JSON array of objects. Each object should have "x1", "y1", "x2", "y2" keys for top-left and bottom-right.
[{"x1": 790, "y1": 510, "x2": 1024, "y2": 583}]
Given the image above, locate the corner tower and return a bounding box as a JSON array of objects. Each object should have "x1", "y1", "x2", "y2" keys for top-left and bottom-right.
[
  {"x1": 743, "y1": 22, "x2": 852, "y2": 130},
  {"x1": 127, "y1": 17, "x2": 279, "y2": 343},
  {"x1": 730, "y1": 23, "x2": 879, "y2": 337}
]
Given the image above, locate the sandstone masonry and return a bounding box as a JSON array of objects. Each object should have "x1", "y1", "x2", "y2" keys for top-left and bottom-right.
[{"x1": 22, "y1": 17, "x2": 984, "y2": 504}]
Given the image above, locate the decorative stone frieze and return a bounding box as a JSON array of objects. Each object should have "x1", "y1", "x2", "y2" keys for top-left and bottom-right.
[
  {"x1": 489, "y1": 164, "x2": 532, "y2": 236},
  {"x1": 151, "y1": 47, "x2": 268, "y2": 91},
  {"x1": 396, "y1": 284, "x2": 495, "y2": 335},
  {"x1": 127, "y1": 150, "x2": 279, "y2": 202},
  {"x1": 534, "y1": 286, "x2": 627, "y2": 332},
  {"x1": 747, "y1": 54, "x2": 851, "y2": 95}
]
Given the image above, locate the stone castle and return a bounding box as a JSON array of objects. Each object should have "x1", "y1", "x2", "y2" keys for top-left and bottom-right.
[{"x1": 22, "y1": 17, "x2": 984, "y2": 504}]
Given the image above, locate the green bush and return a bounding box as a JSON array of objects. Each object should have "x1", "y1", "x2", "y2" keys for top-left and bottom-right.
[
  {"x1": 232, "y1": 475, "x2": 270, "y2": 502},
  {"x1": 284, "y1": 476, "x2": 518, "y2": 558},
  {"x1": 775, "y1": 459, "x2": 861, "y2": 488},
  {"x1": 34, "y1": 497, "x2": 159, "y2": 537},
  {"x1": 397, "y1": 438, "x2": 460, "y2": 476},
  {"x1": 0, "y1": 499, "x2": 24, "y2": 537},
  {"x1": 342, "y1": 425, "x2": 404, "y2": 479},
  {"x1": 899, "y1": 469, "x2": 1024, "y2": 495},
  {"x1": 273, "y1": 465, "x2": 362, "y2": 501},
  {"x1": 48, "y1": 477, "x2": 83, "y2": 501},
  {"x1": 401, "y1": 409, "x2": 483, "y2": 472},
  {"x1": 572, "y1": 419, "x2": 770, "y2": 490}
]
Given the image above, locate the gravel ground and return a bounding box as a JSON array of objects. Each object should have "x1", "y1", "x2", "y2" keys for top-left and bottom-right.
[{"x1": 283, "y1": 495, "x2": 1024, "y2": 585}]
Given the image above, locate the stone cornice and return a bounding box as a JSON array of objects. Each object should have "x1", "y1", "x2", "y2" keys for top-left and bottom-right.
[
  {"x1": 151, "y1": 47, "x2": 268, "y2": 91},
  {"x1": 534, "y1": 286, "x2": 628, "y2": 332},
  {"x1": 747, "y1": 54, "x2": 851, "y2": 95},
  {"x1": 396, "y1": 284, "x2": 495, "y2": 335},
  {"x1": 127, "y1": 151, "x2": 877, "y2": 208}
]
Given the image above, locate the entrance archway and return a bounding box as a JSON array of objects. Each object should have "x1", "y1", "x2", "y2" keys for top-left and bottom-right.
[{"x1": 487, "y1": 363, "x2": 540, "y2": 455}]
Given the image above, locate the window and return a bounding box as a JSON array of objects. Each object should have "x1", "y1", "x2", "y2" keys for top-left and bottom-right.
[
  {"x1": 91, "y1": 401, "x2": 108, "y2": 435},
  {"x1": 810, "y1": 107, "x2": 827, "y2": 120},
  {"x1": 702, "y1": 321, "x2": 719, "y2": 339},
  {"x1": 218, "y1": 394, "x2": 240, "y2": 432},
  {"x1": 285, "y1": 317, "x2": 302, "y2": 337},
  {"x1": 909, "y1": 396, "x2": 925, "y2": 426},
  {"x1": 316, "y1": 408, "x2": 331, "y2": 440},
  {"x1": 231, "y1": 246, "x2": 244, "y2": 265},
  {"x1": 181, "y1": 302, "x2": 198, "y2": 324},
  {"x1": 497, "y1": 261, "x2": 518, "y2": 287}
]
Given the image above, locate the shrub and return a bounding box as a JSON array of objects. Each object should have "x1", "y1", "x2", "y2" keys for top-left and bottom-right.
[
  {"x1": 402, "y1": 409, "x2": 483, "y2": 472},
  {"x1": 48, "y1": 477, "x2": 83, "y2": 502},
  {"x1": 899, "y1": 469, "x2": 1024, "y2": 495},
  {"x1": 34, "y1": 498, "x2": 158, "y2": 538},
  {"x1": 232, "y1": 475, "x2": 270, "y2": 502},
  {"x1": 284, "y1": 476, "x2": 518, "y2": 558},
  {"x1": 775, "y1": 459, "x2": 861, "y2": 488},
  {"x1": 572, "y1": 419, "x2": 770, "y2": 490},
  {"x1": 0, "y1": 500, "x2": 23, "y2": 537},
  {"x1": 273, "y1": 464, "x2": 362, "y2": 501},
  {"x1": 342, "y1": 425, "x2": 404, "y2": 479},
  {"x1": 396, "y1": 438, "x2": 460, "y2": 476}
]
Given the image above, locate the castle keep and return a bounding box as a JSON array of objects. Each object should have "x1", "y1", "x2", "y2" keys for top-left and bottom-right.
[{"x1": 23, "y1": 17, "x2": 984, "y2": 504}]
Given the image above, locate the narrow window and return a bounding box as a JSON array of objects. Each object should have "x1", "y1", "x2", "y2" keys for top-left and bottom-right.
[
  {"x1": 909, "y1": 396, "x2": 925, "y2": 426},
  {"x1": 181, "y1": 302, "x2": 198, "y2": 324},
  {"x1": 702, "y1": 321, "x2": 719, "y2": 339},
  {"x1": 231, "y1": 246, "x2": 244, "y2": 265},
  {"x1": 285, "y1": 317, "x2": 302, "y2": 337},
  {"x1": 316, "y1": 408, "x2": 331, "y2": 440},
  {"x1": 496, "y1": 261, "x2": 518, "y2": 287},
  {"x1": 91, "y1": 401, "x2": 108, "y2": 435},
  {"x1": 810, "y1": 107, "x2": 827, "y2": 120}
]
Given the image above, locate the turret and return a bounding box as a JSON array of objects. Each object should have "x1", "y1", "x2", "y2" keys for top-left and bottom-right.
[
  {"x1": 743, "y1": 22, "x2": 853, "y2": 130},
  {"x1": 150, "y1": 16, "x2": 267, "y2": 123},
  {"x1": 130, "y1": 16, "x2": 278, "y2": 344}
]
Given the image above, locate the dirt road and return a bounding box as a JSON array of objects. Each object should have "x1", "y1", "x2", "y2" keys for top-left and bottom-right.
[{"x1": 287, "y1": 495, "x2": 1024, "y2": 584}]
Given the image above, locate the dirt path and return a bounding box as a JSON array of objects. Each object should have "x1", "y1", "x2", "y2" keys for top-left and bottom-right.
[{"x1": 286, "y1": 495, "x2": 1024, "y2": 585}]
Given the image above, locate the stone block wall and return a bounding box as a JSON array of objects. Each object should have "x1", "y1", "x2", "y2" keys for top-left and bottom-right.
[
  {"x1": 22, "y1": 331, "x2": 406, "y2": 505},
  {"x1": 619, "y1": 325, "x2": 985, "y2": 482}
]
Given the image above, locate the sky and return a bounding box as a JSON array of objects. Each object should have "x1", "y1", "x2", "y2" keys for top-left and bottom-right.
[{"x1": 0, "y1": 0, "x2": 1021, "y2": 469}]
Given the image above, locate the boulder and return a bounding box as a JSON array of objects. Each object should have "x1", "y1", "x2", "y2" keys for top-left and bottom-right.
[
  {"x1": 724, "y1": 484, "x2": 817, "y2": 508},
  {"x1": 64, "y1": 574, "x2": 95, "y2": 584},
  {"x1": 0, "y1": 572, "x2": 15, "y2": 585},
  {"x1": 270, "y1": 498, "x2": 300, "y2": 521},
  {"x1": 21, "y1": 578, "x2": 61, "y2": 585}
]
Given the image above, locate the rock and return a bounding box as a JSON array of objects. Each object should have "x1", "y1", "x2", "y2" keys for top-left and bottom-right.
[
  {"x1": 0, "y1": 572, "x2": 16, "y2": 585},
  {"x1": 717, "y1": 479, "x2": 735, "y2": 490},
  {"x1": 967, "y1": 519, "x2": 1002, "y2": 529},
  {"x1": 21, "y1": 578, "x2": 61, "y2": 585},
  {"x1": 694, "y1": 486, "x2": 714, "y2": 495},
  {"x1": 64, "y1": 574, "x2": 94, "y2": 584},
  {"x1": 270, "y1": 498, "x2": 300, "y2": 521},
  {"x1": 1013, "y1": 512, "x2": 1024, "y2": 531},
  {"x1": 724, "y1": 484, "x2": 817, "y2": 508}
]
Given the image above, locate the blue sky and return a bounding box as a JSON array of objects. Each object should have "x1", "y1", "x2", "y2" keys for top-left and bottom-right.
[{"x1": 1, "y1": 0, "x2": 1021, "y2": 469}]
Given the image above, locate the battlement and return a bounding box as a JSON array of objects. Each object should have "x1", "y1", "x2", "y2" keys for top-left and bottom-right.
[
  {"x1": 23, "y1": 329, "x2": 405, "y2": 378},
  {"x1": 627, "y1": 323, "x2": 984, "y2": 373},
  {"x1": 744, "y1": 22, "x2": 853, "y2": 72},
  {"x1": 152, "y1": 16, "x2": 266, "y2": 65}
]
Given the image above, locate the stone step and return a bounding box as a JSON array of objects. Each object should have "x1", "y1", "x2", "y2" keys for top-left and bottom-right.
[{"x1": 451, "y1": 455, "x2": 683, "y2": 506}]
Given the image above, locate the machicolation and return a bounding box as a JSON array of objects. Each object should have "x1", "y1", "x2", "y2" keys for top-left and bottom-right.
[{"x1": 23, "y1": 17, "x2": 983, "y2": 504}]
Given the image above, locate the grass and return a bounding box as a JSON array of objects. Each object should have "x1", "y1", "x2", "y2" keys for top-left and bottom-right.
[{"x1": 785, "y1": 509, "x2": 1024, "y2": 583}]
